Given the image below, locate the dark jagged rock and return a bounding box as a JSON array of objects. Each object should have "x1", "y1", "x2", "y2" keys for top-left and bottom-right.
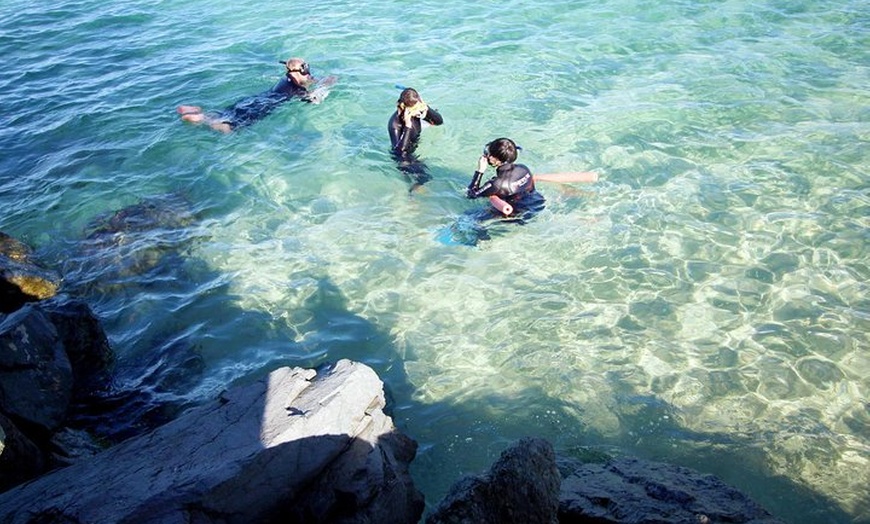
[
  {"x1": 558, "y1": 456, "x2": 785, "y2": 524},
  {"x1": 426, "y1": 437, "x2": 561, "y2": 524},
  {"x1": 0, "y1": 303, "x2": 94, "y2": 490},
  {"x1": 1, "y1": 232, "x2": 115, "y2": 491},
  {"x1": 0, "y1": 305, "x2": 73, "y2": 433},
  {"x1": 426, "y1": 439, "x2": 784, "y2": 524},
  {"x1": 0, "y1": 359, "x2": 424, "y2": 524},
  {"x1": 40, "y1": 297, "x2": 114, "y2": 399},
  {"x1": 0, "y1": 411, "x2": 45, "y2": 492}
]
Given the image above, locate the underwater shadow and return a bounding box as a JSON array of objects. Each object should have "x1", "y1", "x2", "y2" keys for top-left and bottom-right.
[
  {"x1": 401, "y1": 378, "x2": 858, "y2": 524},
  {"x1": 45, "y1": 192, "x2": 860, "y2": 524}
]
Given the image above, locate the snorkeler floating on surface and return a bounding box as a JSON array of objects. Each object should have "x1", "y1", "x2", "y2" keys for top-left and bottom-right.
[
  {"x1": 388, "y1": 87, "x2": 443, "y2": 192},
  {"x1": 177, "y1": 58, "x2": 335, "y2": 133}
]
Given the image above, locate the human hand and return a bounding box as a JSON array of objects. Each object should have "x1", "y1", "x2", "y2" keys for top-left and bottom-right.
[
  {"x1": 403, "y1": 111, "x2": 414, "y2": 127},
  {"x1": 403, "y1": 102, "x2": 428, "y2": 125},
  {"x1": 409, "y1": 101, "x2": 427, "y2": 118},
  {"x1": 477, "y1": 155, "x2": 489, "y2": 173}
]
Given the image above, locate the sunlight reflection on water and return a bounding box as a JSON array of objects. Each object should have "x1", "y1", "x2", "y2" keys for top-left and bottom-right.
[{"x1": 1, "y1": 0, "x2": 867, "y2": 520}]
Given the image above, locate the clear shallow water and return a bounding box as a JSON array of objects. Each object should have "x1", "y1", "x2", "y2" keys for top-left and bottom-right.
[{"x1": 1, "y1": 0, "x2": 868, "y2": 521}]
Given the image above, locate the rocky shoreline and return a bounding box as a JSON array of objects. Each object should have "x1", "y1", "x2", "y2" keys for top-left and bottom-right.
[{"x1": 1, "y1": 231, "x2": 783, "y2": 523}]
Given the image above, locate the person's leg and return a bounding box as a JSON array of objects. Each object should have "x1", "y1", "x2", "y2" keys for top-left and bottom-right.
[
  {"x1": 177, "y1": 106, "x2": 232, "y2": 132},
  {"x1": 180, "y1": 112, "x2": 206, "y2": 124},
  {"x1": 401, "y1": 161, "x2": 431, "y2": 193},
  {"x1": 178, "y1": 105, "x2": 206, "y2": 125},
  {"x1": 208, "y1": 121, "x2": 233, "y2": 133},
  {"x1": 176, "y1": 105, "x2": 202, "y2": 115}
]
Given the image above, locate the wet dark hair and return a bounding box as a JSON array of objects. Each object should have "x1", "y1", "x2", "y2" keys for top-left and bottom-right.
[
  {"x1": 485, "y1": 138, "x2": 518, "y2": 164},
  {"x1": 397, "y1": 88, "x2": 421, "y2": 108}
]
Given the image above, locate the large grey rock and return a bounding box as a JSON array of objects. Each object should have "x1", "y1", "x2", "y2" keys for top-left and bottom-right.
[
  {"x1": 0, "y1": 359, "x2": 424, "y2": 524},
  {"x1": 425, "y1": 437, "x2": 561, "y2": 524},
  {"x1": 558, "y1": 456, "x2": 784, "y2": 524}
]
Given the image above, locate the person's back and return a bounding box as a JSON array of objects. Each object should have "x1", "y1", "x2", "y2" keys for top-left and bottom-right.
[
  {"x1": 487, "y1": 161, "x2": 545, "y2": 215},
  {"x1": 467, "y1": 138, "x2": 544, "y2": 214}
]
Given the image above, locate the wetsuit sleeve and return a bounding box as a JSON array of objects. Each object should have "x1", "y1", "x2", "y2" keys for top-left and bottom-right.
[
  {"x1": 424, "y1": 107, "x2": 443, "y2": 126},
  {"x1": 466, "y1": 172, "x2": 496, "y2": 199},
  {"x1": 388, "y1": 112, "x2": 403, "y2": 150}
]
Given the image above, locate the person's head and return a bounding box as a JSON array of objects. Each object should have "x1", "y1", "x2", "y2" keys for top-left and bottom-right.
[
  {"x1": 284, "y1": 57, "x2": 311, "y2": 84},
  {"x1": 397, "y1": 88, "x2": 421, "y2": 109},
  {"x1": 483, "y1": 138, "x2": 518, "y2": 165},
  {"x1": 397, "y1": 88, "x2": 427, "y2": 117}
]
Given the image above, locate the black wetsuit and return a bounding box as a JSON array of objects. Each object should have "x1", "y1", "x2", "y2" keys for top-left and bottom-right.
[
  {"x1": 388, "y1": 108, "x2": 443, "y2": 188},
  {"x1": 466, "y1": 162, "x2": 546, "y2": 219},
  {"x1": 443, "y1": 162, "x2": 545, "y2": 245},
  {"x1": 215, "y1": 76, "x2": 308, "y2": 129},
  {"x1": 388, "y1": 108, "x2": 444, "y2": 157}
]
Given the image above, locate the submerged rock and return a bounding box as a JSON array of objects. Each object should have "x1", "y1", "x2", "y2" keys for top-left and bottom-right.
[
  {"x1": 79, "y1": 192, "x2": 199, "y2": 281},
  {"x1": 427, "y1": 439, "x2": 784, "y2": 524},
  {"x1": 558, "y1": 455, "x2": 784, "y2": 524},
  {"x1": 0, "y1": 233, "x2": 30, "y2": 262},
  {"x1": 85, "y1": 192, "x2": 197, "y2": 240}
]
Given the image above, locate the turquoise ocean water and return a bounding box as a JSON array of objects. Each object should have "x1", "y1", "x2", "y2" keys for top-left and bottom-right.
[{"x1": 1, "y1": 0, "x2": 868, "y2": 521}]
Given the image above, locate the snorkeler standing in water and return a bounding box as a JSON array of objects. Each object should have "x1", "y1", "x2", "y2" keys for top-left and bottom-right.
[
  {"x1": 177, "y1": 58, "x2": 335, "y2": 133},
  {"x1": 388, "y1": 87, "x2": 443, "y2": 192}
]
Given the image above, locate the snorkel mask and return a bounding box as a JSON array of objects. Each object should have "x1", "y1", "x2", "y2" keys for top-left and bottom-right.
[
  {"x1": 401, "y1": 101, "x2": 428, "y2": 117},
  {"x1": 282, "y1": 59, "x2": 310, "y2": 76}
]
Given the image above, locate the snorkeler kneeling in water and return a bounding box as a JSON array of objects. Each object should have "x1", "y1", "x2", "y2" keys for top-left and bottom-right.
[
  {"x1": 443, "y1": 137, "x2": 545, "y2": 246},
  {"x1": 466, "y1": 137, "x2": 545, "y2": 220},
  {"x1": 388, "y1": 87, "x2": 443, "y2": 192},
  {"x1": 177, "y1": 58, "x2": 330, "y2": 133}
]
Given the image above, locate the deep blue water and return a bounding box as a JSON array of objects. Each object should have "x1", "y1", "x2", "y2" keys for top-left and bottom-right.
[{"x1": 1, "y1": 0, "x2": 868, "y2": 521}]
